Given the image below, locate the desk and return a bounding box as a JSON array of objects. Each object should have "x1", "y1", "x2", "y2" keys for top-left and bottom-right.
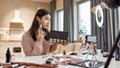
[
  {"x1": 0, "y1": 54, "x2": 84, "y2": 68},
  {"x1": 0, "y1": 53, "x2": 106, "y2": 68}
]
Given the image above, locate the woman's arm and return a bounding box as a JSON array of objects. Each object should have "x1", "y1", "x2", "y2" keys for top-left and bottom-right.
[
  {"x1": 42, "y1": 39, "x2": 50, "y2": 55},
  {"x1": 22, "y1": 33, "x2": 42, "y2": 56}
]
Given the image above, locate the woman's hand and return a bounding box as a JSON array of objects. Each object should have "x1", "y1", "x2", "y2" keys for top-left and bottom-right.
[{"x1": 36, "y1": 27, "x2": 46, "y2": 42}]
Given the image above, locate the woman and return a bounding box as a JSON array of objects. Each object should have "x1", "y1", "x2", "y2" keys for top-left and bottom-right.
[{"x1": 22, "y1": 9, "x2": 57, "y2": 56}]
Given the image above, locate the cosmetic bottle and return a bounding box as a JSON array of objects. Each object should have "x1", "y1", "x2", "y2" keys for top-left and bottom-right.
[{"x1": 6, "y1": 48, "x2": 11, "y2": 63}]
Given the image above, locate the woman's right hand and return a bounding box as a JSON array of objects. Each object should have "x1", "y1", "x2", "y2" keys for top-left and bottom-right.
[{"x1": 36, "y1": 27, "x2": 46, "y2": 42}]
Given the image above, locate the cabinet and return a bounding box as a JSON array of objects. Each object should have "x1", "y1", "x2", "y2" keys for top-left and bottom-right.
[{"x1": 0, "y1": 40, "x2": 25, "y2": 58}]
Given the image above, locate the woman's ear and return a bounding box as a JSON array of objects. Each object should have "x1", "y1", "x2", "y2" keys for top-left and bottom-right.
[{"x1": 36, "y1": 16, "x2": 41, "y2": 22}]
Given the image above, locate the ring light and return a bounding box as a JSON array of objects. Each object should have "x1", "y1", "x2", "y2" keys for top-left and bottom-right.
[{"x1": 95, "y1": 5, "x2": 104, "y2": 27}]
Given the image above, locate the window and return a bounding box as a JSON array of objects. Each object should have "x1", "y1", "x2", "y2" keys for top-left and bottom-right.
[
  {"x1": 78, "y1": 1, "x2": 91, "y2": 39},
  {"x1": 56, "y1": 10, "x2": 64, "y2": 31}
]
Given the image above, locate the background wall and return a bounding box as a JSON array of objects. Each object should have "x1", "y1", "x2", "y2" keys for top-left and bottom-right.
[
  {"x1": 0, "y1": 0, "x2": 50, "y2": 40},
  {"x1": 0, "y1": 0, "x2": 50, "y2": 30},
  {"x1": 56, "y1": 0, "x2": 63, "y2": 10}
]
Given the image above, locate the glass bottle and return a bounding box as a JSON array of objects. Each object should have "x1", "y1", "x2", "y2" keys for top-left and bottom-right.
[
  {"x1": 63, "y1": 50, "x2": 67, "y2": 60},
  {"x1": 6, "y1": 48, "x2": 11, "y2": 63}
]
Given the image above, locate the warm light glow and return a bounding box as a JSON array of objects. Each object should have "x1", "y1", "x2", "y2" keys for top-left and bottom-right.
[{"x1": 11, "y1": 10, "x2": 24, "y2": 23}]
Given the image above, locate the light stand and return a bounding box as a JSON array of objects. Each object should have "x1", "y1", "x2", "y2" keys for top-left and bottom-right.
[
  {"x1": 104, "y1": 30, "x2": 120, "y2": 68},
  {"x1": 104, "y1": 0, "x2": 120, "y2": 67},
  {"x1": 101, "y1": 26, "x2": 109, "y2": 57}
]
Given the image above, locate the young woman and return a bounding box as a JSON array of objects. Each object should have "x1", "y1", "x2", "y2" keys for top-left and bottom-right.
[{"x1": 22, "y1": 9, "x2": 57, "y2": 56}]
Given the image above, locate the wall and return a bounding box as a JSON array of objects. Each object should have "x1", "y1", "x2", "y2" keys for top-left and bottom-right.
[
  {"x1": 0, "y1": 0, "x2": 50, "y2": 40},
  {"x1": 56, "y1": 0, "x2": 63, "y2": 10},
  {"x1": 0, "y1": 41, "x2": 24, "y2": 58}
]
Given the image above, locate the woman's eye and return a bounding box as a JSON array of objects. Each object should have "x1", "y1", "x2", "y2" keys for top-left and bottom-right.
[{"x1": 45, "y1": 18, "x2": 49, "y2": 20}]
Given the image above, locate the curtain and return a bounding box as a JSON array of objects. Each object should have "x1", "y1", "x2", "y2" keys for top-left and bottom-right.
[
  {"x1": 90, "y1": 0, "x2": 119, "y2": 52},
  {"x1": 112, "y1": 9, "x2": 119, "y2": 40},
  {"x1": 50, "y1": 0, "x2": 56, "y2": 30},
  {"x1": 63, "y1": 0, "x2": 74, "y2": 43},
  {"x1": 91, "y1": 0, "x2": 103, "y2": 50}
]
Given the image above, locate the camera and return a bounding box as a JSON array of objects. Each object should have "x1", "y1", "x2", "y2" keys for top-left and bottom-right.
[{"x1": 85, "y1": 35, "x2": 97, "y2": 43}]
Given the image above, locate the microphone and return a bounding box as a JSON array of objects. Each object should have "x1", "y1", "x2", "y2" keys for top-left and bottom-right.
[{"x1": 107, "y1": 0, "x2": 120, "y2": 9}]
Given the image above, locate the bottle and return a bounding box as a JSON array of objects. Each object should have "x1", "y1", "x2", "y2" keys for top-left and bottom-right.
[
  {"x1": 6, "y1": 48, "x2": 11, "y2": 63},
  {"x1": 63, "y1": 50, "x2": 67, "y2": 60}
]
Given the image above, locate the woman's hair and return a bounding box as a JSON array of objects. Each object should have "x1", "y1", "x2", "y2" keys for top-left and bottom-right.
[{"x1": 28, "y1": 9, "x2": 50, "y2": 41}]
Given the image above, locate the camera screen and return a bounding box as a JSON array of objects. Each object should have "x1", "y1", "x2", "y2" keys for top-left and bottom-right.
[{"x1": 86, "y1": 35, "x2": 96, "y2": 43}]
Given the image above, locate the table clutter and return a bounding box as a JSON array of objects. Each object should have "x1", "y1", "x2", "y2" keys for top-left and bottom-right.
[
  {"x1": 0, "y1": 50, "x2": 105, "y2": 68},
  {"x1": 0, "y1": 62, "x2": 57, "y2": 68}
]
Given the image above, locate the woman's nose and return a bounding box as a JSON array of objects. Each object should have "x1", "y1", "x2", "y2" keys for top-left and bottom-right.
[{"x1": 47, "y1": 21, "x2": 50, "y2": 25}]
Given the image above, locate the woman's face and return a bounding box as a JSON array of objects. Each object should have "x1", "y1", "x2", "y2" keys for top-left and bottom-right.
[{"x1": 38, "y1": 14, "x2": 51, "y2": 29}]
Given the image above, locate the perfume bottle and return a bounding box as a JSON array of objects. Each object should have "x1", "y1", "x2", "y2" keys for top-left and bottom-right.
[
  {"x1": 6, "y1": 48, "x2": 11, "y2": 63},
  {"x1": 63, "y1": 50, "x2": 66, "y2": 59}
]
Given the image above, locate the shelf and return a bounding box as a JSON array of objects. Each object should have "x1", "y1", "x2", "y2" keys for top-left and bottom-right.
[{"x1": 0, "y1": 40, "x2": 21, "y2": 42}]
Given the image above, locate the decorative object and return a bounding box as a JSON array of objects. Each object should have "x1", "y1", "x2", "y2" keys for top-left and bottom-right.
[
  {"x1": 9, "y1": 9, "x2": 24, "y2": 35},
  {"x1": 79, "y1": 19, "x2": 87, "y2": 38}
]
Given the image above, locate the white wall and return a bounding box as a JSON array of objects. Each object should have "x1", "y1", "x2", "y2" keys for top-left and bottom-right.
[
  {"x1": 0, "y1": 0, "x2": 50, "y2": 40},
  {"x1": 0, "y1": 41, "x2": 24, "y2": 58}
]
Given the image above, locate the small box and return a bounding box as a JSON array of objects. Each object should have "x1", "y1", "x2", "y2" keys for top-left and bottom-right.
[{"x1": 13, "y1": 47, "x2": 21, "y2": 53}]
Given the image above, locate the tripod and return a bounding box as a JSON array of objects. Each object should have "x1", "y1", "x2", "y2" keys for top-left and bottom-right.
[
  {"x1": 78, "y1": 36, "x2": 98, "y2": 67},
  {"x1": 85, "y1": 43, "x2": 98, "y2": 67},
  {"x1": 78, "y1": 42, "x2": 86, "y2": 56},
  {"x1": 77, "y1": 42, "x2": 97, "y2": 67}
]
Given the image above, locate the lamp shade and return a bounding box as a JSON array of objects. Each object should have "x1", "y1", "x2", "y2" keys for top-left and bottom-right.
[
  {"x1": 11, "y1": 10, "x2": 24, "y2": 23},
  {"x1": 91, "y1": 6, "x2": 96, "y2": 14},
  {"x1": 9, "y1": 22, "x2": 24, "y2": 34},
  {"x1": 91, "y1": 1, "x2": 110, "y2": 14},
  {"x1": 100, "y1": 1, "x2": 110, "y2": 9},
  {"x1": 9, "y1": 10, "x2": 24, "y2": 34}
]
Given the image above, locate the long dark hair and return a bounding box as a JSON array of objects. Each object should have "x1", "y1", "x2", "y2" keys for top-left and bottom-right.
[{"x1": 28, "y1": 9, "x2": 50, "y2": 41}]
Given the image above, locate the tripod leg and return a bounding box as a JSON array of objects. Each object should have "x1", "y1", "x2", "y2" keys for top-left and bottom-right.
[{"x1": 79, "y1": 44, "x2": 85, "y2": 56}]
